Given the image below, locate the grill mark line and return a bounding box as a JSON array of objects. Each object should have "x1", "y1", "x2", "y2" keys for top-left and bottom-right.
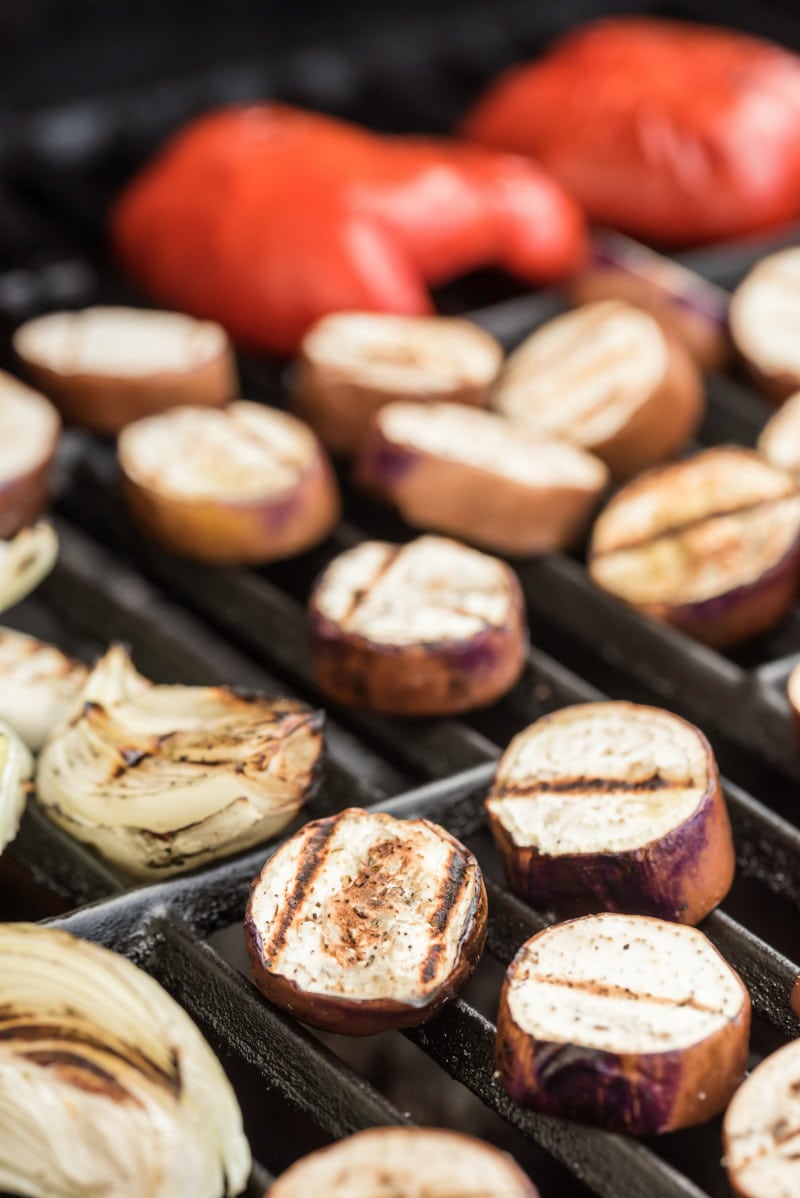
[
  {"x1": 421, "y1": 849, "x2": 470, "y2": 985},
  {"x1": 263, "y1": 818, "x2": 339, "y2": 960},
  {"x1": 524, "y1": 972, "x2": 725, "y2": 1014}
]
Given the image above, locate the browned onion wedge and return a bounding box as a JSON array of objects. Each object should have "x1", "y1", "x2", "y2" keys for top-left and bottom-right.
[
  {"x1": 13, "y1": 306, "x2": 237, "y2": 434},
  {"x1": 0, "y1": 372, "x2": 60, "y2": 538},
  {"x1": 356, "y1": 401, "x2": 608, "y2": 555},
  {"x1": 119, "y1": 401, "x2": 340, "y2": 563},
  {"x1": 730, "y1": 249, "x2": 800, "y2": 404},
  {"x1": 291, "y1": 312, "x2": 502, "y2": 455},
  {"x1": 492, "y1": 300, "x2": 704, "y2": 479},
  {"x1": 496, "y1": 913, "x2": 750, "y2": 1135},
  {"x1": 486, "y1": 702, "x2": 734, "y2": 924},
  {"x1": 724, "y1": 1039, "x2": 800, "y2": 1197},
  {"x1": 245, "y1": 807, "x2": 487, "y2": 1035},
  {"x1": 588, "y1": 447, "x2": 800, "y2": 648},
  {"x1": 309, "y1": 534, "x2": 527, "y2": 715},
  {"x1": 269, "y1": 1127, "x2": 539, "y2": 1197},
  {"x1": 757, "y1": 390, "x2": 800, "y2": 478}
]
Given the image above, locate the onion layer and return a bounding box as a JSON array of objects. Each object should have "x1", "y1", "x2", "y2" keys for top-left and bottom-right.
[{"x1": 0, "y1": 627, "x2": 87, "y2": 750}]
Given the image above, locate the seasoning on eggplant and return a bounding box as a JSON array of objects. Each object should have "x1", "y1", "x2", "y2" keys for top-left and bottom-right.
[
  {"x1": 0, "y1": 627, "x2": 87, "y2": 750},
  {"x1": 730, "y1": 249, "x2": 800, "y2": 404},
  {"x1": 0, "y1": 371, "x2": 61, "y2": 539}
]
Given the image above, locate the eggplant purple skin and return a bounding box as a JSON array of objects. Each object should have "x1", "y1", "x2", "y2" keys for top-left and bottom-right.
[{"x1": 356, "y1": 436, "x2": 418, "y2": 489}]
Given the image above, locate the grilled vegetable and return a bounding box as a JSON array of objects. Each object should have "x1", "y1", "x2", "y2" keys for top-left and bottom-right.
[
  {"x1": 588, "y1": 447, "x2": 800, "y2": 648},
  {"x1": 724, "y1": 1038, "x2": 800, "y2": 1197},
  {"x1": 463, "y1": 18, "x2": 800, "y2": 247},
  {"x1": 291, "y1": 312, "x2": 502, "y2": 455},
  {"x1": 118, "y1": 401, "x2": 340, "y2": 564},
  {"x1": 731, "y1": 249, "x2": 800, "y2": 404},
  {"x1": 13, "y1": 306, "x2": 237, "y2": 434},
  {"x1": 309, "y1": 535, "x2": 527, "y2": 715},
  {"x1": 111, "y1": 103, "x2": 586, "y2": 356},
  {"x1": 36, "y1": 645, "x2": 324, "y2": 878},
  {"x1": 0, "y1": 627, "x2": 87, "y2": 750},
  {"x1": 246, "y1": 807, "x2": 487, "y2": 1035},
  {"x1": 486, "y1": 702, "x2": 734, "y2": 923},
  {"x1": 496, "y1": 913, "x2": 750, "y2": 1134},
  {"x1": 758, "y1": 391, "x2": 800, "y2": 478},
  {"x1": 0, "y1": 371, "x2": 60, "y2": 538},
  {"x1": 269, "y1": 1127, "x2": 539, "y2": 1197},
  {"x1": 0, "y1": 923, "x2": 250, "y2": 1198},
  {"x1": 0, "y1": 722, "x2": 34, "y2": 853},
  {"x1": 492, "y1": 300, "x2": 703, "y2": 479},
  {"x1": 356, "y1": 402, "x2": 608, "y2": 554},
  {"x1": 0, "y1": 522, "x2": 58, "y2": 614}
]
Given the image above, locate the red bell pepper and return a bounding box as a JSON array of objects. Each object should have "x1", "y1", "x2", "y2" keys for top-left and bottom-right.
[
  {"x1": 111, "y1": 104, "x2": 586, "y2": 356},
  {"x1": 463, "y1": 18, "x2": 800, "y2": 248}
]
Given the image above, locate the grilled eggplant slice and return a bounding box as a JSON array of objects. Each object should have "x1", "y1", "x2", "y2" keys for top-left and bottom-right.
[
  {"x1": 725, "y1": 1039, "x2": 800, "y2": 1197},
  {"x1": 119, "y1": 401, "x2": 340, "y2": 563},
  {"x1": 730, "y1": 248, "x2": 800, "y2": 404},
  {"x1": 269, "y1": 1127, "x2": 539, "y2": 1197},
  {"x1": 291, "y1": 312, "x2": 502, "y2": 455},
  {"x1": 0, "y1": 627, "x2": 87, "y2": 750},
  {"x1": 356, "y1": 402, "x2": 608, "y2": 555},
  {"x1": 13, "y1": 306, "x2": 237, "y2": 434},
  {"x1": 486, "y1": 702, "x2": 734, "y2": 923},
  {"x1": 492, "y1": 300, "x2": 703, "y2": 479},
  {"x1": 36, "y1": 645, "x2": 324, "y2": 878},
  {"x1": 758, "y1": 390, "x2": 800, "y2": 479},
  {"x1": 309, "y1": 534, "x2": 527, "y2": 715},
  {"x1": 246, "y1": 807, "x2": 488, "y2": 1035},
  {"x1": 0, "y1": 371, "x2": 60, "y2": 539},
  {"x1": 589, "y1": 447, "x2": 800, "y2": 648},
  {"x1": 497, "y1": 913, "x2": 750, "y2": 1135}
]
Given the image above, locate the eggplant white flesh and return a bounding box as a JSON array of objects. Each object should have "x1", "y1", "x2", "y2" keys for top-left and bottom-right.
[
  {"x1": 309, "y1": 534, "x2": 527, "y2": 715},
  {"x1": 589, "y1": 447, "x2": 800, "y2": 648},
  {"x1": 497, "y1": 913, "x2": 750, "y2": 1135},
  {"x1": 0, "y1": 371, "x2": 61, "y2": 539},
  {"x1": 36, "y1": 645, "x2": 324, "y2": 878},
  {"x1": 118, "y1": 401, "x2": 340, "y2": 563},
  {"x1": 356, "y1": 401, "x2": 608, "y2": 555},
  {"x1": 725, "y1": 1038, "x2": 800, "y2": 1197},
  {"x1": 757, "y1": 390, "x2": 800, "y2": 478},
  {"x1": 492, "y1": 300, "x2": 704, "y2": 479},
  {"x1": 0, "y1": 522, "x2": 59, "y2": 615},
  {"x1": 486, "y1": 702, "x2": 734, "y2": 923},
  {"x1": 0, "y1": 627, "x2": 87, "y2": 750},
  {"x1": 13, "y1": 305, "x2": 237, "y2": 434},
  {"x1": 269, "y1": 1127, "x2": 539, "y2": 1197},
  {"x1": 0, "y1": 721, "x2": 34, "y2": 853},
  {"x1": 246, "y1": 807, "x2": 488, "y2": 1035},
  {"x1": 291, "y1": 311, "x2": 503, "y2": 455},
  {"x1": 0, "y1": 923, "x2": 250, "y2": 1198},
  {"x1": 730, "y1": 248, "x2": 800, "y2": 403}
]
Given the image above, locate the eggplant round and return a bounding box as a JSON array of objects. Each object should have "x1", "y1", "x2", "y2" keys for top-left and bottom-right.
[
  {"x1": 356, "y1": 401, "x2": 608, "y2": 555},
  {"x1": 724, "y1": 1038, "x2": 800, "y2": 1197},
  {"x1": 730, "y1": 248, "x2": 800, "y2": 404},
  {"x1": 245, "y1": 806, "x2": 488, "y2": 1035},
  {"x1": 119, "y1": 401, "x2": 340, "y2": 563},
  {"x1": 13, "y1": 306, "x2": 237, "y2": 434},
  {"x1": 496, "y1": 912, "x2": 750, "y2": 1135},
  {"x1": 0, "y1": 627, "x2": 87, "y2": 750},
  {"x1": 757, "y1": 390, "x2": 800, "y2": 479},
  {"x1": 588, "y1": 446, "x2": 800, "y2": 648},
  {"x1": 269, "y1": 1127, "x2": 539, "y2": 1197},
  {"x1": 291, "y1": 311, "x2": 502, "y2": 455},
  {"x1": 309, "y1": 534, "x2": 527, "y2": 715},
  {"x1": 492, "y1": 300, "x2": 704, "y2": 479},
  {"x1": 0, "y1": 371, "x2": 60, "y2": 539},
  {"x1": 486, "y1": 701, "x2": 734, "y2": 923}
]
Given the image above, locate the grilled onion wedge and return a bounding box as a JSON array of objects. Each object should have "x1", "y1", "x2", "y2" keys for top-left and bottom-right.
[
  {"x1": 724, "y1": 1038, "x2": 800, "y2": 1197},
  {"x1": 246, "y1": 807, "x2": 488, "y2": 1035},
  {"x1": 0, "y1": 522, "x2": 58, "y2": 615},
  {"x1": 0, "y1": 721, "x2": 34, "y2": 853},
  {"x1": 36, "y1": 645, "x2": 324, "y2": 878},
  {"x1": 13, "y1": 305, "x2": 237, "y2": 434},
  {"x1": 0, "y1": 923, "x2": 250, "y2": 1198},
  {"x1": 309, "y1": 534, "x2": 527, "y2": 716},
  {"x1": 589, "y1": 447, "x2": 800, "y2": 648},
  {"x1": 269, "y1": 1127, "x2": 539, "y2": 1197},
  {"x1": 492, "y1": 300, "x2": 703, "y2": 479},
  {"x1": 0, "y1": 627, "x2": 87, "y2": 750},
  {"x1": 356, "y1": 401, "x2": 608, "y2": 555},
  {"x1": 730, "y1": 248, "x2": 800, "y2": 404},
  {"x1": 0, "y1": 371, "x2": 60, "y2": 539},
  {"x1": 291, "y1": 311, "x2": 502, "y2": 455},
  {"x1": 486, "y1": 702, "x2": 734, "y2": 924},
  {"x1": 119, "y1": 401, "x2": 340, "y2": 563},
  {"x1": 496, "y1": 913, "x2": 750, "y2": 1135}
]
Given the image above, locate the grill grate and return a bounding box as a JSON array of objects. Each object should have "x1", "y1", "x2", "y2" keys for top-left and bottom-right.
[{"x1": 3, "y1": 5, "x2": 800, "y2": 1195}]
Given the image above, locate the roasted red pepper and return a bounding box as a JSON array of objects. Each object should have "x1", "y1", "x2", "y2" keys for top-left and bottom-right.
[
  {"x1": 111, "y1": 104, "x2": 586, "y2": 356},
  {"x1": 463, "y1": 18, "x2": 800, "y2": 247}
]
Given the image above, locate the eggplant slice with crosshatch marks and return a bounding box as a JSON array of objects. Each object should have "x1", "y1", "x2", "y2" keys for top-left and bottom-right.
[
  {"x1": 486, "y1": 701, "x2": 735, "y2": 923},
  {"x1": 309, "y1": 534, "x2": 527, "y2": 715},
  {"x1": 245, "y1": 807, "x2": 488, "y2": 1035},
  {"x1": 588, "y1": 446, "x2": 800, "y2": 648},
  {"x1": 724, "y1": 1037, "x2": 800, "y2": 1198}
]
